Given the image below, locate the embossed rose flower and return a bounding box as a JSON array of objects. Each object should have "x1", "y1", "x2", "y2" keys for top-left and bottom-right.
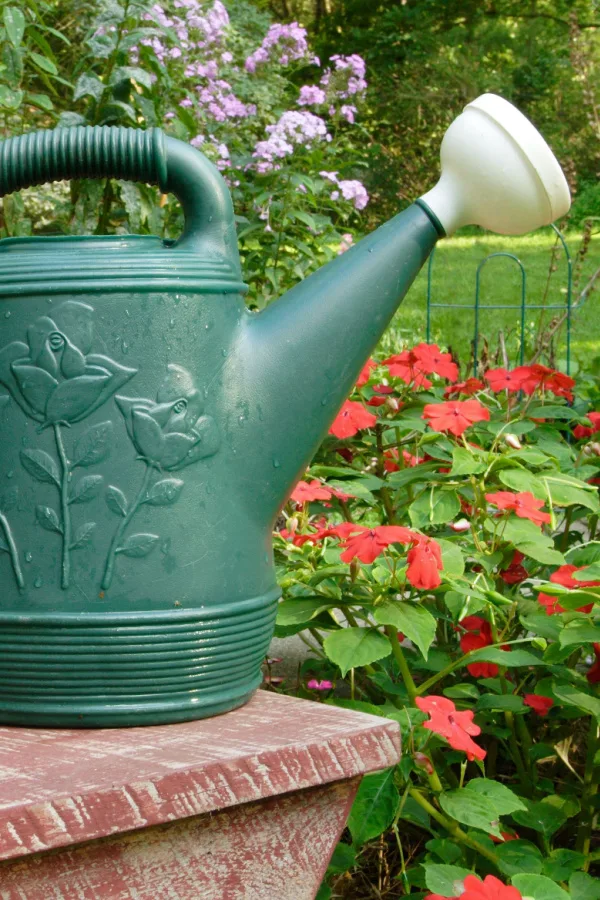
[
  {"x1": 116, "y1": 364, "x2": 220, "y2": 470},
  {"x1": 0, "y1": 301, "x2": 136, "y2": 426}
]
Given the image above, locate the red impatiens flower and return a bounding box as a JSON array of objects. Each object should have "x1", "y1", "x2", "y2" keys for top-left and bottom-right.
[
  {"x1": 444, "y1": 377, "x2": 484, "y2": 399},
  {"x1": 459, "y1": 616, "x2": 498, "y2": 678},
  {"x1": 329, "y1": 399, "x2": 377, "y2": 439},
  {"x1": 499, "y1": 550, "x2": 528, "y2": 584},
  {"x1": 485, "y1": 367, "x2": 528, "y2": 393},
  {"x1": 290, "y1": 479, "x2": 333, "y2": 504},
  {"x1": 423, "y1": 399, "x2": 490, "y2": 437},
  {"x1": 485, "y1": 491, "x2": 551, "y2": 526},
  {"x1": 519, "y1": 363, "x2": 575, "y2": 401},
  {"x1": 383, "y1": 350, "x2": 433, "y2": 389},
  {"x1": 406, "y1": 537, "x2": 443, "y2": 589},
  {"x1": 524, "y1": 694, "x2": 554, "y2": 716},
  {"x1": 491, "y1": 831, "x2": 519, "y2": 844},
  {"x1": 426, "y1": 874, "x2": 523, "y2": 900},
  {"x1": 367, "y1": 384, "x2": 395, "y2": 407},
  {"x1": 335, "y1": 524, "x2": 417, "y2": 564},
  {"x1": 574, "y1": 411, "x2": 600, "y2": 440},
  {"x1": 416, "y1": 695, "x2": 486, "y2": 761},
  {"x1": 587, "y1": 644, "x2": 600, "y2": 684},
  {"x1": 383, "y1": 447, "x2": 425, "y2": 472},
  {"x1": 356, "y1": 358, "x2": 377, "y2": 387},
  {"x1": 537, "y1": 564, "x2": 600, "y2": 615},
  {"x1": 412, "y1": 342, "x2": 459, "y2": 382}
]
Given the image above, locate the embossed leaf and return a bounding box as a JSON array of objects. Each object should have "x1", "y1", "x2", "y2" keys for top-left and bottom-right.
[
  {"x1": 145, "y1": 478, "x2": 184, "y2": 506},
  {"x1": 12, "y1": 364, "x2": 57, "y2": 415},
  {"x1": 70, "y1": 522, "x2": 96, "y2": 550},
  {"x1": 21, "y1": 449, "x2": 60, "y2": 486},
  {"x1": 106, "y1": 485, "x2": 128, "y2": 517},
  {"x1": 70, "y1": 475, "x2": 103, "y2": 505},
  {"x1": 72, "y1": 421, "x2": 113, "y2": 468},
  {"x1": 45, "y1": 374, "x2": 110, "y2": 424},
  {"x1": 36, "y1": 505, "x2": 62, "y2": 534},
  {"x1": 0, "y1": 486, "x2": 18, "y2": 512},
  {"x1": 118, "y1": 533, "x2": 159, "y2": 558}
]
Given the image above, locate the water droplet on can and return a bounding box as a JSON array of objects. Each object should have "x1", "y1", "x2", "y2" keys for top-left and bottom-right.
[
  {"x1": 34, "y1": 576, "x2": 43, "y2": 589},
  {"x1": 272, "y1": 458, "x2": 281, "y2": 468}
]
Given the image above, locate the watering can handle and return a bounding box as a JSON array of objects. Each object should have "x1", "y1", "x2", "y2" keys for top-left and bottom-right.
[{"x1": 0, "y1": 125, "x2": 237, "y2": 255}]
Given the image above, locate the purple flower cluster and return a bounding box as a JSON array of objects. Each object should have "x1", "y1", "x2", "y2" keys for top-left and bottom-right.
[
  {"x1": 253, "y1": 111, "x2": 331, "y2": 173},
  {"x1": 321, "y1": 54, "x2": 367, "y2": 98},
  {"x1": 245, "y1": 22, "x2": 318, "y2": 73},
  {"x1": 297, "y1": 85, "x2": 326, "y2": 107},
  {"x1": 319, "y1": 170, "x2": 369, "y2": 210}
]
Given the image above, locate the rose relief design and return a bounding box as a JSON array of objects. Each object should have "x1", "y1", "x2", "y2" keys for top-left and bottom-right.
[
  {"x1": 101, "y1": 364, "x2": 220, "y2": 590},
  {"x1": 0, "y1": 302, "x2": 219, "y2": 593}
]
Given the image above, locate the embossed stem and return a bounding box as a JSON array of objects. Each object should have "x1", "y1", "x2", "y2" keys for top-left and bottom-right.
[
  {"x1": 54, "y1": 424, "x2": 72, "y2": 590},
  {"x1": 0, "y1": 513, "x2": 24, "y2": 589},
  {"x1": 102, "y1": 464, "x2": 152, "y2": 592}
]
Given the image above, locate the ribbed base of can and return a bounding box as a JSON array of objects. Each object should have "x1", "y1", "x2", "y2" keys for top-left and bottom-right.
[{"x1": 0, "y1": 589, "x2": 280, "y2": 728}]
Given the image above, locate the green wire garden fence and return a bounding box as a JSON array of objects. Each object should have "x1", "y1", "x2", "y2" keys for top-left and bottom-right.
[{"x1": 426, "y1": 225, "x2": 574, "y2": 376}]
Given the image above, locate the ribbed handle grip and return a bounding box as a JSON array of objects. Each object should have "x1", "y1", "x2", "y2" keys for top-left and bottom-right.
[
  {"x1": 0, "y1": 125, "x2": 241, "y2": 270},
  {"x1": 0, "y1": 126, "x2": 166, "y2": 196}
]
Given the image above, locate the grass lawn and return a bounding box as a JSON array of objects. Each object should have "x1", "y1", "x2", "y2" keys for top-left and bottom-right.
[{"x1": 379, "y1": 227, "x2": 600, "y2": 375}]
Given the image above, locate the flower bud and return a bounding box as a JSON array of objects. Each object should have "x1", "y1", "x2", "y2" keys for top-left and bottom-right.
[
  {"x1": 505, "y1": 433, "x2": 522, "y2": 450},
  {"x1": 450, "y1": 518, "x2": 470, "y2": 532},
  {"x1": 286, "y1": 516, "x2": 299, "y2": 533},
  {"x1": 413, "y1": 752, "x2": 434, "y2": 774},
  {"x1": 583, "y1": 443, "x2": 595, "y2": 457},
  {"x1": 590, "y1": 442, "x2": 600, "y2": 456},
  {"x1": 386, "y1": 397, "x2": 400, "y2": 412}
]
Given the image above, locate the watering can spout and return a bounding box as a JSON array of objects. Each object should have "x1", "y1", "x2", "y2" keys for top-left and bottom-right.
[{"x1": 240, "y1": 93, "x2": 571, "y2": 512}]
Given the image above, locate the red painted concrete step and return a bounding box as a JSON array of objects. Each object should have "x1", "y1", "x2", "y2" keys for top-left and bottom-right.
[{"x1": 0, "y1": 690, "x2": 400, "y2": 899}]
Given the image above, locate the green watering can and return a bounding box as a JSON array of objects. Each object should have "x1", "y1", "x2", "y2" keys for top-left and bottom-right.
[{"x1": 0, "y1": 94, "x2": 570, "y2": 727}]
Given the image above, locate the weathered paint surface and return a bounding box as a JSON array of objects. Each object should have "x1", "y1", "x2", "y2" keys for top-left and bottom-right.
[
  {"x1": 0, "y1": 778, "x2": 360, "y2": 899},
  {"x1": 0, "y1": 691, "x2": 400, "y2": 879}
]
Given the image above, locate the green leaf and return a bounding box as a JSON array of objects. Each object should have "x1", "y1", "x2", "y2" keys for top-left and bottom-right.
[
  {"x1": 476, "y1": 693, "x2": 526, "y2": 713},
  {"x1": 35, "y1": 505, "x2": 62, "y2": 534},
  {"x1": 276, "y1": 598, "x2": 335, "y2": 626},
  {"x1": 574, "y1": 561, "x2": 600, "y2": 580},
  {"x1": 511, "y1": 874, "x2": 570, "y2": 900},
  {"x1": 73, "y1": 73, "x2": 105, "y2": 102},
  {"x1": 552, "y1": 681, "x2": 600, "y2": 719},
  {"x1": 439, "y1": 789, "x2": 503, "y2": 839},
  {"x1": 347, "y1": 768, "x2": 399, "y2": 845},
  {"x1": 423, "y1": 864, "x2": 472, "y2": 897},
  {"x1": 409, "y1": 487, "x2": 460, "y2": 528},
  {"x1": 444, "y1": 683, "x2": 480, "y2": 700},
  {"x1": 20, "y1": 449, "x2": 59, "y2": 486},
  {"x1": 3, "y1": 7, "x2": 25, "y2": 46},
  {"x1": 106, "y1": 485, "x2": 128, "y2": 517},
  {"x1": 437, "y1": 539, "x2": 465, "y2": 576},
  {"x1": 374, "y1": 600, "x2": 436, "y2": 660},
  {"x1": 450, "y1": 446, "x2": 486, "y2": 476},
  {"x1": 467, "y1": 647, "x2": 543, "y2": 667},
  {"x1": 465, "y1": 779, "x2": 527, "y2": 815},
  {"x1": 543, "y1": 849, "x2": 587, "y2": 882},
  {"x1": 567, "y1": 542, "x2": 600, "y2": 567},
  {"x1": 570, "y1": 872, "x2": 600, "y2": 900},
  {"x1": 327, "y1": 842, "x2": 356, "y2": 875},
  {"x1": 499, "y1": 467, "x2": 546, "y2": 498},
  {"x1": 73, "y1": 422, "x2": 113, "y2": 468},
  {"x1": 24, "y1": 91, "x2": 53, "y2": 111},
  {"x1": 70, "y1": 521, "x2": 95, "y2": 550},
  {"x1": 559, "y1": 621, "x2": 600, "y2": 647},
  {"x1": 387, "y1": 461, "x2": 440, "y2": 489},
  {"x1": 528, "y1": 405, "x2": 579, "y2": 420},
  {"x1": 496, "y1": 840, "x2": 543, "y2": 877},
  {"x1": 513, "y1": 799, "x2": 568, "y2": 836},
  {"x1": 145, "y1": 478, "x2": 184, "y2": 507},
  {"x1": 110, "y1": 65, "x2": 153, "y2": 89},
  {"x1": 541, "y1": 473, "x2": 599, "y2": 512},
  {"x1": 29, "y1": 50, "x2": 57, "y2": 74},
  {"x1": 0, "y1": 85, "x2": 22, "y2": 109},
  {"x1": 323, "y1": 627, "x2": 391, "y2": 677},
  {"x1": 501, "y1": 518, "x2": 565, "y2": 564}
]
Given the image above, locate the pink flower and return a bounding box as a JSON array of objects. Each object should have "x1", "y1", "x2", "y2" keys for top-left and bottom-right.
[
  {"x1": 307, "y1": 679, "x2": 333, "y2": 690},
  {"x1": 416, "y1": 695, "x2": 486, "y2": 761}
]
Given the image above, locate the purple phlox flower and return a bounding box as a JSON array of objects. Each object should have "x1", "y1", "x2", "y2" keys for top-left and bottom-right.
[
  {"x1": 337, "y1": 233, "x2": 353, "y2": 254},
  {"x1": 221, "y1": 50, "x2": 233, "y2": 63},
  {"x1": 341, "y1": 104, "x2": 357, "y2": 123},
  {"x1": 245, "y1": 21, "x2": 314, "y2": 72},
  {"x1": 321, "y1": 53, "x2": 367, "y2": 99},
  {"x1": 319, "y1": 170, "x2": 339, "y2": 183},
  {"x1": 187, "y1": 0, "x2": 229, "y2": 46},
  {"x1": 191, "y1": 135, "x2": 205, "y2": 148},
  {"x1": 179, "y1": 97, "x2": 193, "y2": 108},
  {"x1": 296, "y1": 183, "x2": 307, "y2": 194},
  {"x1": 297, "y1": 85, "x2": 326, "y2": 107},
  {"x1": 307, "y1": 679, "x2": 334, "y2": 691},
  {"x1": 336, "y1": 179, "x2": 369, "y2": 210},
  {"x1": 252, "y1": 111, "x2": 330, "y2": 172},
  {"x1": 164, "y1": 111, "x2": 175, "y2": 120}
]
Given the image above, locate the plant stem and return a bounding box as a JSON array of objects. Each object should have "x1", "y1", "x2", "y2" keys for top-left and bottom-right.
[
  {"x1": 577, "y1": 721, "x2": 599, "y2": 863},
  {"x1": 101, "y1": 464, "x2": 152, "y2": 591},
  {"x1": 54, "y1": 424, "x2": 71, "y2": 590},
  {"x1": 0, "y1": 513, "x2": 24, "y2": 589},
  {"x1": 408, "y1": 788, "x2": 500, "y2": 867},
  {"x1": 385, "y1": 625, "x2": 418, "y2": 704}
]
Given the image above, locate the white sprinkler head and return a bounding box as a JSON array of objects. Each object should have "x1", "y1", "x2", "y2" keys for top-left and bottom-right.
[{"x1": 419, "y1": 93, "x2": 571, "y2": 236}]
